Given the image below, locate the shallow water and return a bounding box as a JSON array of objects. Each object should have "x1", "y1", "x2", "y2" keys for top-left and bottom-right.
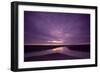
[{"x1": 24, "y1": 45, "x2": 90, "y2": 62}]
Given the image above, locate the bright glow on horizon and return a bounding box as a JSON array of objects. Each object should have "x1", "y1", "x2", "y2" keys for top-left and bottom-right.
[{"x1": 47, "y1": 40, "x2": 64, "y2": 43}]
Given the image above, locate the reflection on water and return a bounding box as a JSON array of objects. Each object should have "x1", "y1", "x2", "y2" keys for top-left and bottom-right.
[{"x1": 24, "y1": 45, "x2": 90, "y2": 62}]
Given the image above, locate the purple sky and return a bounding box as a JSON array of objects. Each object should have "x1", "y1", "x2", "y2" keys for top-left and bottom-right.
[{"x1": 24, "y1": 11, "x2": 90, "y2": 45}]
